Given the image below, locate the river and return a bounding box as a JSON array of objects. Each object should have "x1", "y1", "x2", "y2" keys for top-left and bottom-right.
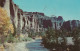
[{"x1": 26, "y1": 39, "x2": 49, "y2": 51}]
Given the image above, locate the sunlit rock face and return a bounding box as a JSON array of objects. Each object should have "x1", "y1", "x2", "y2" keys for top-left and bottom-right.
[
  {"x1": 0, "y1": 0, "x2": 45, "y2": 34},
  {"x1": 0, "y1": 0, "x2": 17, "y2": 26},
  {"x1": 1, "y1": 0, "x2": 80, "y2": 36},
  {"x1": 0, "y1": 0, "x2": 10, "y2": 17},
  {"x1": 14, "y1": 4, "x2": 19, "y2": 29},
  {"x1": 0, "y1": 0, "x2": 22, "y2": 34},
  {"x1": 49, "y1": 16, "x2": 64, "y2": 30},
  {"x1": 16, "y1": 9, "x2": 24, "y2": 34},
  {"x1": 0, "y1": 0, "x2": 65, "y2": 34},
  {"x1": 23, "y1": 12, "x2": 41, "y2": 33}
]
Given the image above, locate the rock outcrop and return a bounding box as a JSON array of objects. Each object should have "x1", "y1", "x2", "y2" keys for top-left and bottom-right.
[
  {"x1": 62, "y1": 20, "x2": 80, "y2": 31},
  {"x1": 0, "y1": 0, "x2": 80, "y2": 35}
]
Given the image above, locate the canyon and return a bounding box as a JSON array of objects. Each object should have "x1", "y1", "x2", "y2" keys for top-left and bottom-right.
[{"x1": 0, "y1": 0, "x2": 80, "y2": 35}]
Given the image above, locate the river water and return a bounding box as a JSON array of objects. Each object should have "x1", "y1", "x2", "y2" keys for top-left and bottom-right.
[{"x1": 26, "y1": 39, "x2": 49, "y2": 51}]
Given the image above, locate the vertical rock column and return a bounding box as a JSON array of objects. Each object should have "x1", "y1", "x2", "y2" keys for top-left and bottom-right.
[
  {"x1": 3, "y1": 0, "x2": 10, "y2": 17},
  {"x1": 14, "y1": 5, "x2": 19, "y2": 35},
  {"x1": 17, "y1": 9, "x2": 23, "y2": 34}
]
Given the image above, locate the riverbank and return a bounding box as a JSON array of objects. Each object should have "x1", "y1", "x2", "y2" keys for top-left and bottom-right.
[
  {"x1": 26, "y1": 39, "x2": 49, "y2": 51},
  {"x1": 4, "y1": 40, "x2": 34, "y2": 51},
  {"x1": 4, "y1": 38, "x2": 49, "y2": 51}
]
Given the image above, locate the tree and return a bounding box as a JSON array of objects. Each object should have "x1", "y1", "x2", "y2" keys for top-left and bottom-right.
[
  {"x1": 0, "y1": 7, "x2": 10, "y2": 34},
  {"x1": 71, "y1": 27, "x2": 80, "y2": 51},
  {"x1": 0, "y1": 7, "x2": 14, "y2": 43},
  {"x1": 72, "y1": 28, "x2": 80, "y2": 45},
  {"x1": 42, "y1": 27, "x2": 60, "y2": 48}
]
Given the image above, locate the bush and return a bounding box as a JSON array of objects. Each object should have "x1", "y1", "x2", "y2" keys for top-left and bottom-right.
[
  {"x1": 6, "y1": 33, "x2": 15, "y2": 43},
  {"x1": 22, "y1": 37, "x2": 32, "y2": 41},
  {"x1": 0, "y1": 7, "x2": 14, "y2": 44},
  {"x1": 42, "y1": 27, "x2": 67, "y2": 50}
]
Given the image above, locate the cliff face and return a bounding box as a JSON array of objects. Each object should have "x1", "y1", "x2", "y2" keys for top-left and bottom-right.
[
  {"x1": 0, "y1": 0, "x2": 10, "y2": 17},
  {"x1": 0, "y1": 0, "x2": 25, "y2": 34},
  {"x1": 62, "y1": 20, "x2": 80, "y2": 31},
  {"x1": 50, "y1": 16, "x2": 64, "y2": 29},
  {"x1": 62, "y1": 21, "x2": 71, "y2": 31},
  {"x1": 43, "y1": 20, "x2": 53, "y2": 28},
  {"x1": 0, "y1": 0, "x2": 80, "y2": 35}
]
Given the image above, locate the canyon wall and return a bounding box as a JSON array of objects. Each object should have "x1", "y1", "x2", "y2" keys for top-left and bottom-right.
[
  {"x1": 62, "y1": 20, "x2": 80, "y2": 31},
  {"x1": 0, "y1": 0, "x2": 80, "y2": 35}
]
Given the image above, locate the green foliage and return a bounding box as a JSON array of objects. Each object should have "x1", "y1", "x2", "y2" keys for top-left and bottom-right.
[
  {"x1": 28, "y1": 32, "x2": 34, "y2": 38},
  {"x1": 42, "y1": 28, "x2": 58, "y2": 48},
  {"x1": 42, "y1": 27, "x2": 80, "y2": 50},
  {"x1": 42, "y1": 27, "x2": 67, "y2": 49},
  {"x1": 25, "y1": 37, "x2": 32, "y2": 41},
  {"x1": 12, "y1": 23, "x2": 16, "y2": 37},
  {"x1": 28, "y1": 31, "x2": 39, "y2": 38},
  {"x1": 22, "y1": 37, "x2": 32, "y2": 41},
  {"x1": 0, "y1": 35, "x2": 6, "y2": 44},
  {"x1": 72, "y1": 28, "x2": 80, "y2": 45},
  {"x1": 5, "y1": 33, "x2": 19, "y2": 43},
  {"x1": 6, "y1": 33, "x2": 15, "y2": 43}
]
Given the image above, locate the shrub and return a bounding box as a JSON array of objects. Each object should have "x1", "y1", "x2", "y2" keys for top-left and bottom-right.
[
  {"x1": 42, "y1": 27, "x2": 67, "y2": 50},
  {"x1": 6, "y1": 33, "x2": 14, "y2": 43},
  {"x1": 0, "y1": 7, "x2": 10, "y2": 35},
  {"x1": 0, "y1": 7, "x2": 15, "y2": 44},
  {"x1": 22, "y1": 37, "x2": 32, "y2": 41}
]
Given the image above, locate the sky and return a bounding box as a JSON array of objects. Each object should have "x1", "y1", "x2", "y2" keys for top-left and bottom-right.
[{"x1": 13, "y1": 0, "x2": 80, "y2": 21}]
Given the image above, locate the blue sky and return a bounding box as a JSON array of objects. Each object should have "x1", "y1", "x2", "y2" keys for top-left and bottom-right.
[{"x1": 13, "y1": 0, "x2": 80, "y2": 21}]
